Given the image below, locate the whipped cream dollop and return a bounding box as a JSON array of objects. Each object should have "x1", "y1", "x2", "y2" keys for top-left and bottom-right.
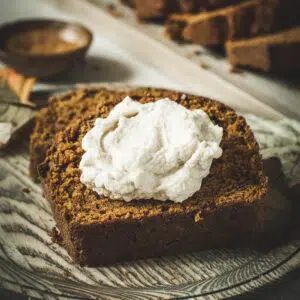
[{"x1": 79, "y1": 97, "x2": 223, "y2": 202}]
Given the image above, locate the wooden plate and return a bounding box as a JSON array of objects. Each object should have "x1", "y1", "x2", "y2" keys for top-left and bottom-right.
[{"x1": 0, "y1": 84, "x2": 300, "y2": 299}]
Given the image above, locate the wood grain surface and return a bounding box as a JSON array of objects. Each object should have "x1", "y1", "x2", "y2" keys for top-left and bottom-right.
[{"x1": 0, "y1": 84, "x2": 300, "y2": 299}]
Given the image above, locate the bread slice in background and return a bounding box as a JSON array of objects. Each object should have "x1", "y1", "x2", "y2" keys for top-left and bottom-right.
[
  {"x1": 226, "y1": 26, "x2": 300, "y2": 72},
  {"x1": 166, "y1": 0, "x2": 300, "y2": 45},
  {"x1": 127, "y1": 0, "x2": 245, "y2": 20}
]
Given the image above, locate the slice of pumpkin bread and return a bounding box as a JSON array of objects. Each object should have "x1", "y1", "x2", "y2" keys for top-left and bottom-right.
[{"x1": 31, "y1": 87, "x2": 268, "y2": 266}]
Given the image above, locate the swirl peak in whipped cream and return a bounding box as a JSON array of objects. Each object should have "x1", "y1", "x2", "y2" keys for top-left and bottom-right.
[{"x1": 79, "y1": 96, "x2": 223, "y2": 202}]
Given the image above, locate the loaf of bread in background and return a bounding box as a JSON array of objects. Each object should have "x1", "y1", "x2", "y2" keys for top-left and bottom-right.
[{"x1": 166, "y1": 0, "x2": 300, "y2": 46}]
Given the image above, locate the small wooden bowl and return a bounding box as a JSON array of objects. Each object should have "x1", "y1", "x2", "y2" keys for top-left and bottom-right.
[{"x1": 0, "y1": 19, "x2": 93, "y2": 78}]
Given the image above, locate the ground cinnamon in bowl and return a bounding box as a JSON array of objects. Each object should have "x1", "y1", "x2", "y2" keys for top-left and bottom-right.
[
  {"x1": 5, "y1": 28, "x2": 83, "y2": 55},
  {"x1": 0, "y1": 19, "x2": 92, "y2": 78}
]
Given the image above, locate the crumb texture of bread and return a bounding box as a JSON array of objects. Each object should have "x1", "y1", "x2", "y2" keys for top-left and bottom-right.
[{"x1": 31, "y1": 87, "x2": 268, "y2": 266}]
